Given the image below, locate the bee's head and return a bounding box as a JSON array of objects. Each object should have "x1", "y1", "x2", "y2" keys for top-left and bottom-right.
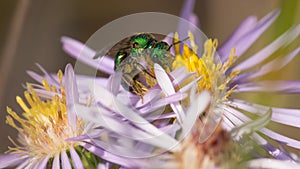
[{"x1": 130, "y1": 33, "x2": 155, "y2": 49}]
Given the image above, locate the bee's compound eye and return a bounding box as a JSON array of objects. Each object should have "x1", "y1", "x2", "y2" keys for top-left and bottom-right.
[
  {"x1": 114, "y1": 51, "x2": 128, "y2": 70},
  {"x1": 146, "y1": 39, "x2": 157, "y2": 48}
]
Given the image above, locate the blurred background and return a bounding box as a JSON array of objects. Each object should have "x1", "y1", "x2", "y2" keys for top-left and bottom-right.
[{"x1": 0, "y1": 0, "x2": 299, "y2": 154}]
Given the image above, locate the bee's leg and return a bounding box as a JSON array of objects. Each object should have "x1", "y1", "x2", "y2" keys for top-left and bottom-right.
[
  {"x1": 133, "y1": 62, "x2": 157, "y2": 87},
  {"x1": 133, "y1": 80, "x2": 148, "y2": 103},
  {"x1": 122, "y1": 74, "x2": 148, "y2": 103},
  {"x1": 134, "y1": 62, "x2": 155, "y2": 79}
]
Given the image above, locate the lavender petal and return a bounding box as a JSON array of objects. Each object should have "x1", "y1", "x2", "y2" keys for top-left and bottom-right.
[
  {"x1": 70, "y1": 147, "x2": 84, "y2": 169},
  {"x1": 179, "y1": 0, "x2": 196, "y2": 23},
  {"x1": 52, "y1": 154, "x2": 60, "y2": 169},
  {"x1": 32, "y1": 89, "x2": 59, "y2": 99},
  {"x1": 229, "y1": 99, "x2": 300, "y2": 128},
  {"x1": 178, "y1": 0, "x2": 198, "y2": 38},
  {"x1": 64, "y1": 64, "x2": 79, "y2": 129},
  {"x1": 0, "y1": 154, "x2": 26, "y2": 168},
  {"x1": 135, "y1": 89, "x2": 162, "y2": 108},
  {"x1": 37, "y1": 155, "x2": 51, "y2": 169},
  {"x1": 106, "y1": 73, "x2": 121, "y2": 95},
  {"x1": 80, "y1": 142, "x2": 139, "y2": 168},
  {"x1": 218, "y1": 16, "x2": 257, "y2": 61},
  {"x1": 75, "y1": 103, "x2": 180, "y2": 152},
  {"x1": 222, "y1": 106, "x2": 293, "y2": 160},
  {"x1": 27, "y1": 70, "x2": 43, "y2": 84},
  {"x1": 220, "y1": 9, "x2": 280, "y2": 62},
  {"x1": 16, "y1": 161, "x2": 30, "y2": 169},
  {"x1": 139, "y1": 92, "x2": 187, "y2": 114},
  {"x1": 247, "y1": 158, "x2": 300, "y2": 168},
  {"x1": 61, "y1": 150, "x2": 72, "y2": 169},
  {"x1": 260, "y1": 128, "x2": 300, "y2": 149},
  {"x1": 224, "y1": 106, "x2": 300, "y2": 149},
  {"x1": 61, "y1": 36, "x2": 114, "y2": 74},
  {"x1": 234, "y1": 24, "x2": 300, "y2": 71},
  {"x1": 234, "y1": 80, "x2": 300, "y2": 94},
  {"x1": 36, "y1": 63, "x2": 60, "y2": 86},
  {"x1": 236, "y1": 47, "x2": 300, "y2": 82}
]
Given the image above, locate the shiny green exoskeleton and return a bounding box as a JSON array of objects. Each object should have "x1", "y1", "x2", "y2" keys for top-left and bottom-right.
[{"x1": 108, "y1": 33, "x2": 180, "y2": 97}]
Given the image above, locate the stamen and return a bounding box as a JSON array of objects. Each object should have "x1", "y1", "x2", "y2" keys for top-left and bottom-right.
[
  {"x1": 5, "y1": 70, "x2": 82, "y2": 158},
  {"x1": 16, "y1": 96, "x2": 29, "y2": 113},
  {"x1": 173, "y1": 33, "x2": 240, "y2": 102}
]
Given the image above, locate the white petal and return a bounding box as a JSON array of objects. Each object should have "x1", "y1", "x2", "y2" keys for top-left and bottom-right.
[
  {"x1": 154, "y1": 63, "x2": 185, "y2": 124},
  {"x1": 181, "y1": 90, "x2": 211, "y2": 139}
]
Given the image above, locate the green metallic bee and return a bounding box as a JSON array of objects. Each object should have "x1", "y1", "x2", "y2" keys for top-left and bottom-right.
[{"x1": 106, "y1": 33, "x2": 185, "y2": 97}]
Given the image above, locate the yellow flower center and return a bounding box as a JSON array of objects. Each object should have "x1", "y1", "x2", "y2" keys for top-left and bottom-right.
[
  {"x1": 6, "y1": 70, "x2": 82, "y2": 158},
  {"x1": 172, "y1": 32, "x2": 240, "y2": 102}
]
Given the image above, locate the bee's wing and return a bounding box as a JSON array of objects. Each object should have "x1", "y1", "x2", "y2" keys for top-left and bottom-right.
[
  {"x1": 149, "y1": 33, "x2": 166, "y2": 41},
  {"x1": 105, "y1": 37, "x2": 132, "y2": 57},
  {"x1": 93, "y1": 36, "x2": 132, "y2": 59},
  {"x1": 93, "y1": 33, "x2": 167, "y2": 59}
]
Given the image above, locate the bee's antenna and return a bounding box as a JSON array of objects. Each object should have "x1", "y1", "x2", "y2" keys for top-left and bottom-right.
[{"x1": 167, "y1": 37, "x2": 189, "y2": 51}]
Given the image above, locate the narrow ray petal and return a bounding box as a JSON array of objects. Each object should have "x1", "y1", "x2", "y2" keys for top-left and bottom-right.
[
  {"x1": 154, "y1": 63, "x2": 185, "y2": 124},
  {"x1": 0, "y1": 154, "x2": 26, "y2": 168},
  {"x1": 75, "y1": 104, "x2": 180, "y2": 152},
  {"x1": 260, "y1": 128, "x2": 300, "y2": 149},
  {"x1": 37, "y1": 155, "x2": 51, "y2": 169},
  {"x1": 220, "y1": 10, "x2": 280, "y2": 62},
  {"x1": 70, "y1": 147, "x2": 84, "y2": 169},
  {"x1": 234, "y1": 24, "x2": 300, "y2": 71},
  {"x1": 223, "y1": 106, "x2": 293, "y2": 160},
  {"x1": 235, "y1": 80, "x2": 300, "y2": 93},
  {"x1": 65, "y1": 64, "x2": 79, "y2": 129},
  {"x1": 178, "y1": 0, "x2": 199, "y2": 39},
  {"x1": 106, "y1": 73, "x2": 121, "y2": 95},
  {"x1": 80, "y1": 142, "x2": 140, "y2": 168},
  {"x1": 16, "y1": 161, "x2": 30, "y2": 169},
  {"x1": 61, "y1": 150, "x2": 72, "y2": 169},
  {"x1": 236, "y1": 47, "x2": 300, "y2": 82},
  {"x1": 36, "y1": 63, "x2": 60, "y2": 86},
  {"x1": 247, "y1": 158, "x2": 300, "y2": 169},
  {"x1": 139, "y1": 92, "x2": 187, "y2": 113},
  {"x1": 181, "y1": 90, "x2": 211, "y2": 138},
  {"x1": 52, "y1": 154, "x2": 60, "y2": 169},
  {"x1": 224, "y1": 106, "x2": 300, "y2": 149},
  {"x1": 218, "y1": 16, "x2": 257, "y2": 60},
  {"x1": 231, "y1": 109, "x2": 272, "y2": 140},
  {"x1": 228, "y1": 99, "x2": 300, "y2": 128},
  {"x1": 61, "y1": 36, "x2": 114, "y2": 74},
  {"x1": 27, "y1": 70, "x2": 43, "y2": 83}
]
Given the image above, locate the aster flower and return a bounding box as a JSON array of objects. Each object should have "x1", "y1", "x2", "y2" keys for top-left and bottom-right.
[
  {"x1": 61, "y1": 2, "x2": 300, "y2": 168},
  {"x1": 0, "y1": 64, "x2": 107, "y2": 168},
  {"x1": 70, "y1": 63, "x2": 247, "y2": 169}
]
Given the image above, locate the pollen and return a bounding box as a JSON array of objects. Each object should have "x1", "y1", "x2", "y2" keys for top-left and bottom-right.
[
  {"x1": 172, "y1": 32, "x2": 240, "y2": 102},
  {"x1": 5, "y1": 70, "x2": 81, "y2": 159}
]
